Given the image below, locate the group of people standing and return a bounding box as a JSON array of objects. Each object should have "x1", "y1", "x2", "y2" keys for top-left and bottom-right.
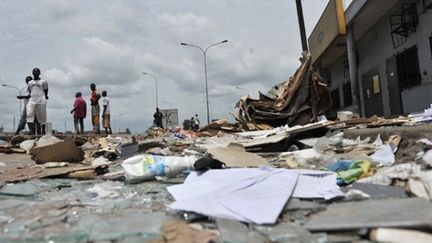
[
  {"x1": 71, "y1": 83, "x2": 112, "y2": 134},
  {"x1": 14, "y1": 68, "x2": 201, "y2": 135},
  {"x1": 14, "y1": 68, "x2": 112, "y2": 135}
]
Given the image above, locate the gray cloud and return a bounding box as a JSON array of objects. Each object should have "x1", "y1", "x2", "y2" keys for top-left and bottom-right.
[{"x1": 0, "y1": 0, "x2": 328, "y2": 132}]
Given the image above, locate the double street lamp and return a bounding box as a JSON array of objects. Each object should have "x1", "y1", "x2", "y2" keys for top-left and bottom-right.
[
  {"x1": 142, "y1": 72, "x2": 159, "y2": 108},
  {"x1": 180, "y1": 40, "x2": 228, "y2": 124},
  {"x1": 1, "y1": 84, "x2": 26, "y2": 114}
]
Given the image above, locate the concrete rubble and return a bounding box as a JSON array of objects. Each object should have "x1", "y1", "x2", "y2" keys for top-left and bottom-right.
[{"x1": 1, "y1": 60, "x2": 432, "y2": 242}]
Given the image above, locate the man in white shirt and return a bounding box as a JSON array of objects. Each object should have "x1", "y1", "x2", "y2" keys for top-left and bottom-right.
[
  {"x1": 26, "y1": 68, "x2": 48, "y2": 135},
  {"x1": 102, "y1": 90, "x2": 112, "y2": 134}
]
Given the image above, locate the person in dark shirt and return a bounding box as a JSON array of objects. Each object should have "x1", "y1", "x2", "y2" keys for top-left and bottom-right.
[
  {"x1": 71, "y1": 92, "x2": 87, "y2": 134},
  {"x1": 153, "y1": 107, "x2": 163, "y2": 128}
]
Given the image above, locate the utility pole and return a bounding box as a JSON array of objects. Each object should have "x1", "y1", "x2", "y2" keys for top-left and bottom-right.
[{"x1": 295, "y1": 0, "x2": 309, "y2": 52}]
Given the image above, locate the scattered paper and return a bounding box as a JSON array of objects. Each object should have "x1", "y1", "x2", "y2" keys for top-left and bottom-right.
[{"x1": 168, "y1": 168, "x2": 343, "y2": 224}]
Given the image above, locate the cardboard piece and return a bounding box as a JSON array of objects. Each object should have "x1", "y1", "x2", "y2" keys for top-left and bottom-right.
[
  {"x1": 207, "y1": 143, "x2": 268, "y2": 167},
  {"x1": 156, "y1": 220, "x2": 218, "y2": 243},
  {"x1": 30, "y1": 137, "x2": 84, "y2": 163},
  {"x1": 0, "y1": 165, "x2": 97, "y2": 182}
]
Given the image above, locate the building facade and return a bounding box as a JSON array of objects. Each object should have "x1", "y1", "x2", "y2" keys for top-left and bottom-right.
[{"x1": 310, "y1": 0, "x2": 432, "y2": 117}]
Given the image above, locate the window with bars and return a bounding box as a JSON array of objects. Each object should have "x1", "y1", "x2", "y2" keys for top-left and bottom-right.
[{"x1": 396, "y1": 45, "x2": 421, "y2": 89}]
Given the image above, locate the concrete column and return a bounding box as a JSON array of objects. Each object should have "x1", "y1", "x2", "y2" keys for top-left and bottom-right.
[{"x1": 346, "y1": 25, "x2": 360, "y2": 115}]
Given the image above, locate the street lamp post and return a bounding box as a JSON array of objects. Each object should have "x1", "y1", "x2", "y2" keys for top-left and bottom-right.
[
  {"x1": 1, "y1": 84, "x2": 23, "y2": 114},
  {"x1": 180, "y1": 40, "x2": 228, "y2": 124},
  {"x1": 142, "y1": 72, "x2": 159, "y2": 108}
]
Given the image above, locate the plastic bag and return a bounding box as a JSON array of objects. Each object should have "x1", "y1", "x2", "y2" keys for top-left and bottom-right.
[
  {"x1": 36, "y1": 134, "x2": 62, "y2": 147},
  {"x1": 122, "y1": 154, "x2": 198, "y2": 182},
  {"x1": 20, "y1": 140, "x2": 36, "y2": 152}
]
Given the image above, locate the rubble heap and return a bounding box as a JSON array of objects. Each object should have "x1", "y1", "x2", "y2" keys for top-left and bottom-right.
[
  {"x1": 1, "y1": 115, "x2": 432, "y2": 241},
  {"x1": 233, "y1": 52, "x2": 331, "y2": 131}
]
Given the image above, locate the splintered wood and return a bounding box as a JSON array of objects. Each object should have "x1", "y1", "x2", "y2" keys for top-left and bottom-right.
[{"x1": 233, "y1": 53, "x2": 331, "y2": 131}]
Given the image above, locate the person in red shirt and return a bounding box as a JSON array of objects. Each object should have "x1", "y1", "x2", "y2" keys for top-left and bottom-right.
[{"x1": 70, "y1": 92, "x2": 87, "y2": 134}]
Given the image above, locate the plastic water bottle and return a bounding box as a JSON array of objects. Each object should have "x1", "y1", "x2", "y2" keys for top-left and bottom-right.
[{"x1": 121, "y1": 154, "x2": 198, "y2": 182}]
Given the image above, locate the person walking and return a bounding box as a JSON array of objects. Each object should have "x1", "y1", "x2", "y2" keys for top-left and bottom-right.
[
  {"x1": 90, "y1": 83, "x2": 101, "y2": 134},
  {"x1": 153, "y1": 108, "x2": 163, "y2": 128},
  {"x1": 102, "y1": 90, "x2": 112, "y2": 134},
  {"x1": 26, "y1": 68, "x2": 48, "y2": 135},
  {"x1": 70, "y1": 92, "x2": 86, "y2": 134}
]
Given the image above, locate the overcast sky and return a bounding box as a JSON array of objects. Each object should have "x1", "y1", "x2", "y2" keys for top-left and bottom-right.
[{"x1": 0, "y1": 0, "x2": 335, "y2": 133}]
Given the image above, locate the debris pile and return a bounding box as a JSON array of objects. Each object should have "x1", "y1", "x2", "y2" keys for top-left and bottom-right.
[
  {"x1": 1, "y1": 62, "x2": 432, "y2": 241},
  {"x1": 1, "y1": 115, "x2": 432, "y2": 241},
  {"x1": 233, "y1": 52, "x2": 331, "y2": 130}
]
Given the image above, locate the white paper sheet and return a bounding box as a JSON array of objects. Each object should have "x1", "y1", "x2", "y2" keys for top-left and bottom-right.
[
  {"x1": 168, "y1": 168, "x2": 343, "y2": 224},
  {"x1": 293, "y1": 172, "x2": 345, "y2": 200}
]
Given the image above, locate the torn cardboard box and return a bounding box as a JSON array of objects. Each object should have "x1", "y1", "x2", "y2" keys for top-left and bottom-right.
[
  {"x1": 207, "y1": 143, "x2": 268, "y2": 167},
  {"x1": 30, "y1": 137, "x2": 85, "y2": 164}
]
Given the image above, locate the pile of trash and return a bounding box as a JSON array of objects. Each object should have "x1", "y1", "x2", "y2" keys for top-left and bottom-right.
[
  {"x1": 233, "y1": 53, "x2": 331, "y2": 131},
  {"x1": 1, "y1": 56, "x2": 432, "y2": 241},
  {"x1": 1, "y1": 116, "x2": 431, "y2": 241}
]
